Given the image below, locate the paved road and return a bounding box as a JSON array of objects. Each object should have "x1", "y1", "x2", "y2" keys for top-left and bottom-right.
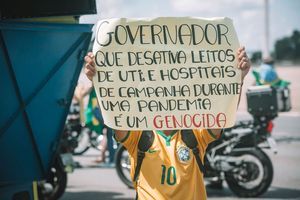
[{"x1": 60, "y1": 113, "x2": 300, "y2": 200}]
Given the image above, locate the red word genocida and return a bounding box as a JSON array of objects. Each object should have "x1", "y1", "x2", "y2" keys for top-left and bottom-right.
[{"x1": 153, "y1": 113, "x2": 226, "y2": 129}]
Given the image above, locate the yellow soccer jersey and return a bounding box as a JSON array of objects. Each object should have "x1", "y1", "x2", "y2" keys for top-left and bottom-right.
[{"x1": 119, "y1": 129, "x2": 217, "y2": 200}]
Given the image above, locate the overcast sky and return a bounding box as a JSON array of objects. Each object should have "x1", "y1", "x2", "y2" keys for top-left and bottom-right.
[{"x1": 80, "y1": 0, "x2": 300, "y2": 53}]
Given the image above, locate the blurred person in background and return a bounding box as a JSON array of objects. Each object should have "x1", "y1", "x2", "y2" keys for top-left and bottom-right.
[
  {"x1": 253, "y1": 57, "x2": 290, "y2": 87},
  {"x1": 75, "y1": 84, "x2": 116, "y2": 165}
]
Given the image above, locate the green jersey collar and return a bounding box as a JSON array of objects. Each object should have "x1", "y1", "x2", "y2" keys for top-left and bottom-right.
[{"x1": 156, "y1": 130, "x2": 178, "y2": 146}]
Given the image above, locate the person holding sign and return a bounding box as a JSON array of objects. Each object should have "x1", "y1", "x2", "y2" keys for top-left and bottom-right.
[
  {"x1": 86, "y1": 17, "x2": 250, "y2": 199},
  {"x1": 84, "y1": 45, "x2": 250, "y2": 199}
]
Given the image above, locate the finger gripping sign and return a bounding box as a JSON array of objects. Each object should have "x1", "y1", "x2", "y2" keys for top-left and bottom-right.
[{"x1": 92, "y1": 17, "x2": 241, "y2": 130}]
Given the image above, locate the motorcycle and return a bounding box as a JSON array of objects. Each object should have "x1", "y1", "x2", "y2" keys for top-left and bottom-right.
[
  {"x1": 204, "y1": 115, "x2": 276, "y2": 197},
  {"x1": 67, "y1": 100, "x2": 120, "y2": 157},
  {"x1": 37, "y1": 94, "x2": 118, "y2": 199},
  {"x1": 61, "y1": 100, "x2": 105, "y2": 155},
  {"x1": 114, "y1": 84, "x2": 291, "y2": 197},
  {"x1": 37, "y1": 99, "x2": 91, "y2": 200},
  {"x1": 37, "y1": 110, "x2": 79, "y2": 200}
]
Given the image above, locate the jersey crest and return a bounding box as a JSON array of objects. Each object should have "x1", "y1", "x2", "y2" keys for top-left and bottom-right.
[{"x1": 176, "y1": 145, "x2": 191, "y2": 163}]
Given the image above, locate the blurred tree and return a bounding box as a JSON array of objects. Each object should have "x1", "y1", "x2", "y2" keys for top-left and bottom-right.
[
  {"x1": 290, "y1": 30, "x2": 300, "y2": 60},
  {"x1": 275, "y1": 37, "x2": 293, "y2": 60},
  {"x1": 275, "y1": 30, "x2": 300, "y2": 61}
]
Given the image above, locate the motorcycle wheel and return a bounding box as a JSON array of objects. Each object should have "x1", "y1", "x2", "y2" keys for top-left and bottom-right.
[
  {"x1": 225, "y1": 149, "x2": 273, "y2": 197},
  {"x1": 72, "y1": 127, "x2": 91, "y2": 155},
  {"x1": 115, "y1": 145, "x2": 134, "y2": 188},
  {"x1": 38, "y1": 157, "x2": 67, "y2": 200}
]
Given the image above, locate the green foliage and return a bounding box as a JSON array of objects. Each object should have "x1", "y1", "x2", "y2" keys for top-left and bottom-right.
[{"x1": 275, "y1": 30, "x2": 300, "y2": 61}]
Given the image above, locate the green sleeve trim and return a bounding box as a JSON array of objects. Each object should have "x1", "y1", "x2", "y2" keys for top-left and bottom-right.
[
  {"x1": 114, "y1": 131, "x2": 130, "y2": 143},
  {"x1": 220, "y1": 129, "x2": 224, "y2": 137},
  {"x1": 207, "y1": 129, "x2": 224, "y2": 139},
  {"x1": 207, "y1": 129, "x2": 218, "y2": 139}
]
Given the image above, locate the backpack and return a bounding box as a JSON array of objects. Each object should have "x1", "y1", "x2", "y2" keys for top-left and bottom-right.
[{"x1": 133, "y1": 130, "x2": 204, "y2": 182}]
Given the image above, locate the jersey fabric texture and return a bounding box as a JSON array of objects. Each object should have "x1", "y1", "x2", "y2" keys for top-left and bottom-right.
[{"x1": 118, "y1": 129, "x2": 217, "y2": 200}]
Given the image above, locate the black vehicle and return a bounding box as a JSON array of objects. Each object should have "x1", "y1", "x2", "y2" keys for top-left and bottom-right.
[
  {"x1": 204, "y1": 116, "x2": 276, "y2": 197},
  {"x1": 115, "y1": 85, "x2": 291, "y2": 197},
  {"x1": 63, "y1": 100, "x2": 111, "y2": 156},
  {"x1": 37, "y1": 101, "x2": 80, "y2": 200}
]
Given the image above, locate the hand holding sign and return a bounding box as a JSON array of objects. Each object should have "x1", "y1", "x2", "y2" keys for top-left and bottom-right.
[{"x1": 87, "y1": 17, "x2": 249, "y2": 130}]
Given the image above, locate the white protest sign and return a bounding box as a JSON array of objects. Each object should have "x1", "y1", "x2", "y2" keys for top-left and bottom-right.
[{"x1": 92, "y1": 17, "x2": 241, "y2": 130}]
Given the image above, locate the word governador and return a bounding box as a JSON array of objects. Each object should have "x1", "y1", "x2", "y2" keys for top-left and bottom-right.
[{"x1": 96, "y1": 20, "x2": 231, "y2": 46}]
